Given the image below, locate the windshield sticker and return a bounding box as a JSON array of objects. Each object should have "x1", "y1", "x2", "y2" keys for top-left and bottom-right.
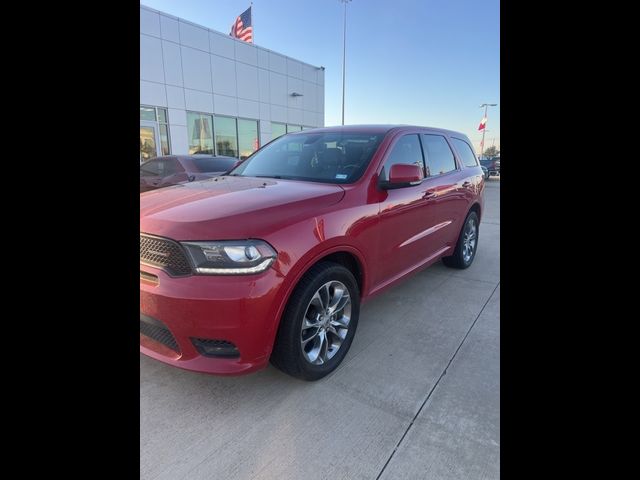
[{"x1": 335, "y1": 174, "x2": 348, "y2": 179}]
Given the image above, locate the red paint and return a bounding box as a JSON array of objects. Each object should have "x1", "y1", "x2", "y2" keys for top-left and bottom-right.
[
  {"x1": 140, "y1": 125, "x2": 484, "y2": 375},
  {"x1": 388, "y1": 163, "x2": 423, "y2": 184}
]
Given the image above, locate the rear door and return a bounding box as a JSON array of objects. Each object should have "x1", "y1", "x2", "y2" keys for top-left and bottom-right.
[
  {"x1": 450, "y1": 137, "x2": 484, "y2": 210},
  {"x1": 419, "y1": 133, "x2": 469, "y2": 251}
]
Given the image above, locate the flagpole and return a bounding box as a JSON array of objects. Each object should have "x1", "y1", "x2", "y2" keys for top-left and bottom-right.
[
  {"x1": 481, "y1": 105, "x2": 487, "y2": 157},
  {"x1": 340, "y1": 0, "x2": 351, "y2": 125},
  {"x1": 479, "y1": 103, "x2": 497, "y2": 158}
]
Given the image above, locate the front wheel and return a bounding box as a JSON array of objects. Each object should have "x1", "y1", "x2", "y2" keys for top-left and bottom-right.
[
  {"x1": 442, "y1": 211, "x2": 479, "y2": 269},
  {"x1": 270, "y1": 262, "x2": 360, "y2": 381}
]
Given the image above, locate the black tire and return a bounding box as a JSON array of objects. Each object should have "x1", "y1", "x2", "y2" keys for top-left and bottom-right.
[
  {"x1": 270, "y1": 262, "x2": 360, "y2": 381},
  {"x1": 442, "y1": 211, "x2": 480, "y2": 269}
]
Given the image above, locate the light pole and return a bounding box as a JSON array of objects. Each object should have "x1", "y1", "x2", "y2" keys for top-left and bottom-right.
[
  {"x1": 480, "y1": 130, "x2": 490, "y2": 153},
  {"x1": 479, "y1": 103, "x2": 497, "y2": 158},
  {"x1": 340, "y1": 0, "x2": 352, "y2": 125}
]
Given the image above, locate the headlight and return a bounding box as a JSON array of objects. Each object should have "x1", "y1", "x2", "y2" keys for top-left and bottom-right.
[{"x1": 181, "y1": 240, "x2": 277, "y2": 275}]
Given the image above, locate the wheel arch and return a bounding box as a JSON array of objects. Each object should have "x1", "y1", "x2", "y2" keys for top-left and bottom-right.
[
  {"x1": 469, "y1": 201, "x2": 482, "y2": 221},
  {"x1": 265, "y1": 245, "x2": 368, "y2": 352}
]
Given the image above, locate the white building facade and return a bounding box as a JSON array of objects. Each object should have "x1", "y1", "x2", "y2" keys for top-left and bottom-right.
[{"x1": 140, "y1": 4, "x2": 325, "y2": 162}]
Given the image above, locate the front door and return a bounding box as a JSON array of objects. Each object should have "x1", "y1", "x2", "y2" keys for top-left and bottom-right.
[
  {"x1": 140, "y1": 121, "x2": 161, "y2": 163},
  {"x1": 374, "y1": 133, "x2": 435, "y2": 286}
]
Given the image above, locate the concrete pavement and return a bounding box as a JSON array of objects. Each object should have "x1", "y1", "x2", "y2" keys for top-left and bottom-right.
[{"x1": 140, "y1": 178, "x2": 500, "y2": 480}]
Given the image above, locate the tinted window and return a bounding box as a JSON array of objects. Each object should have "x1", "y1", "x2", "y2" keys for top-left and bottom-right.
[
  {"x1": 451, "y1": 138, "x2": 478, "y2": 167},
  {"x1": 479, "y1": 158, "x2": 494, "y2": 167},
  {"x1": 380, "y1": 134, "x2": 425, "y2": 182},
  {"x1": 422, "y1": 134, "x2": 457, "y2": 176},
  {"x1": 140, "y1": 158, "x2": 183, "y2": 176},
  {"x1": 230, "y1": 132, "x2": 384, "y2": 184},
  {"x1": 192, "y1": 157, "x2": 237, "y2": 172},
  {"x1": 140, "y1": 159, "x2": 161, "y2": 175}
]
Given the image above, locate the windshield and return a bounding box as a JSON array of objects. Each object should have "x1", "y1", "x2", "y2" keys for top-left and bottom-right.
[{"x1": 228, "y1": 132, "x2": 385, "y2": 184}]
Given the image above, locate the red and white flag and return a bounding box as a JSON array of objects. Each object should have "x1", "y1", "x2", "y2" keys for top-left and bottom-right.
[
  {"x1": 230, "y1": 6, "x2": 253, "y2": 43},
  {"x1": 478, "y1": 116, "x2": 487, "y2": 131}
]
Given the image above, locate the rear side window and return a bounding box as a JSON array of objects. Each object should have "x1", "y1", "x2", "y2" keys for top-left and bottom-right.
[
  {"x1": 451, "y1": 138, "x2": 478, "y2": 167},
  {"x1": 421, "y1": 134, "x2": 457, "y2": 176},
  {"x1": 380, "y1": 134, "x2": 425, "y2": 182},
  {"x1": 140, "y1": 159, "x2": 161, "y2": 175}
]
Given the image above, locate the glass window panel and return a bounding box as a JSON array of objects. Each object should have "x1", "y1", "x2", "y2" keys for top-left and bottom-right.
[
  {"x1": 451, "y1": 138, "x2": 478, "y2": 167},
  {"x1": 230, "y1": 132, "x2": 385, "y2": 184},
  {"x1": 140, "y1": 106, "x2": 156, "y2": 121},
  {"x1": 140, "y1": 158, "x2": 161, "y2": 175},
  {"x1": 159, "y1": 124, "x2": 171, "y2": 156},
  {"x1": 380, "y1": 134, "x2": 425, "y2": 182},
  {"x1": 422, "y1": 134, "x2": 457, "y2": 176},
  {"x1": 238, "y1": 119, "x2": 259, "y2": 160},
  {"x1": 140, "y1": 126, "x2": 158, "y2": 161},
  {"x1": 157, "y1": 108, "x2": 168, "y2": 124},
  {"x1": 271, "y1": 122, "x2": 286, "y2": 140},
  {"x1": 287, "y1": 124, "x2": 302, "y2": 133},
  {"x1": 214, "y1": 116, "x2": 238, "y2": 157},
  {"x1": 187, "y1": 112, "x2": 214, "y2": 155}
]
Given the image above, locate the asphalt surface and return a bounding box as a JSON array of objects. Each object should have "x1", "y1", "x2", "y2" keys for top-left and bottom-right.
[{"x1": 140, "y1": 177, "x2": 500, "y2": 480}]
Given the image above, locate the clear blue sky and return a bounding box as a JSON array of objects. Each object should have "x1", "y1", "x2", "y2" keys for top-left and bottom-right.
[{"x1": 141, "y1": 0, "x2": 500, "y2": 152}]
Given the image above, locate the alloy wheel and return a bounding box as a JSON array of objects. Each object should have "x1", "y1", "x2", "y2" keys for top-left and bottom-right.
[
  {"x1": 300, "y1": 281, "x2": 352, "y2": 365},
  {"x1": 462, "y1": 218, "x2": 477, "y2": 263}
]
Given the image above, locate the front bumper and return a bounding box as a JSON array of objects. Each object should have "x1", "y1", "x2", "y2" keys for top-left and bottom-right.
[{"x1": 139, "y1": 264, "x2": 285, "y2": 375}]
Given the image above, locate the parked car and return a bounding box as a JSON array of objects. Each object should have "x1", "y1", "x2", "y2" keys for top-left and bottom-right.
[
  {"x1": 479, "y1": 157, "x2": 500, "y2": 177},
  {"x1": 140, "y1": 155, "x2": 239, "y2": 192},
  {"x1": 140, "y1": 125, "x2": 484, "y2": 380}
]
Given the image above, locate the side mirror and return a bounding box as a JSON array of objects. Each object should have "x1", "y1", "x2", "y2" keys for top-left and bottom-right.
[{"x1": 382, "y1": 164, "x2": 423, "y2": 189}]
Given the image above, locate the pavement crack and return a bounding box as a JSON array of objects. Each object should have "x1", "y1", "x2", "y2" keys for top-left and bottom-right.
[{"x1": 374, "y1": 281, "x2": 500, "y2": 480}]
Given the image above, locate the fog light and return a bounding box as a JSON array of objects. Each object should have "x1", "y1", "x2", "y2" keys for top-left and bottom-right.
[{"x1": 191, "y1": 338, "x2": 240, "y2": 358}]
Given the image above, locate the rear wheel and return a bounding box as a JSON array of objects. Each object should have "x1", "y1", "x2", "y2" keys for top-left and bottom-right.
[
  {"x1": 270, "y1": 262, "x2": 360, "y2": 381},
  {"x1": 443, "y1": 211, "x2": 479, "y2": 269}
]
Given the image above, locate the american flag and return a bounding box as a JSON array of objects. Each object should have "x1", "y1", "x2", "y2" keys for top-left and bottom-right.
[{"x1": 230, "y1": 6, "x2": 253, "y2": 43}]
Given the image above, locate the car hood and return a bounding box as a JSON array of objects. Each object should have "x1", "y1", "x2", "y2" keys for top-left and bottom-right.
[{"x1": 140, "y1": 176, "x2": 345, "y2": 240}]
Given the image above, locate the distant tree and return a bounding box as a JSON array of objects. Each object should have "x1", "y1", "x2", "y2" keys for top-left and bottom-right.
[{"x1": 483, "y1": 146, "x2": 499, "y2": 158}]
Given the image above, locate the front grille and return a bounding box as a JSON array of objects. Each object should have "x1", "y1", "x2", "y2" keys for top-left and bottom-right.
[
  {"x1": 140, "y1": 234, "x2": 192, "y2": 277},
  {"x1": 140, "y1": 315, "x2": 180, "y2": 353}
]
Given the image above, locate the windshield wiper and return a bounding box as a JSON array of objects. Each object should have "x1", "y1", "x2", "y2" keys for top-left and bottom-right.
[{"x1": 252, "y1": 174, "x2": 283, "y2": 179}]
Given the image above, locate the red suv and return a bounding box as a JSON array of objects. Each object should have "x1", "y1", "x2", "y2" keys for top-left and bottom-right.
[{"x1": 140, "y1": 125, "x2": 484, "y2": 380}]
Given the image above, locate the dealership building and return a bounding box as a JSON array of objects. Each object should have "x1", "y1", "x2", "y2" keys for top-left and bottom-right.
[{"x1": 140, "y1": 4, "x2": 326, "y2": 163}]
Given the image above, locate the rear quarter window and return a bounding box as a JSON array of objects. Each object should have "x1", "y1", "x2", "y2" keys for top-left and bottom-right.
[{"x1": 451, "y1": 138, "x2": 479, "y2": 168}]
